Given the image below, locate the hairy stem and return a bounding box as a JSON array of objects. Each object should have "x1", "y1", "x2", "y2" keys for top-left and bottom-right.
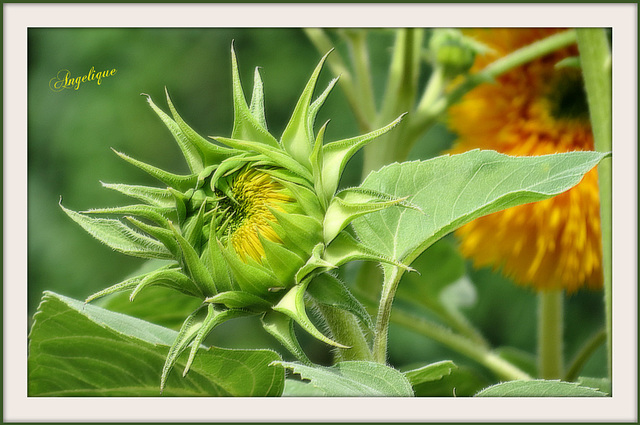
[
  {"x1": 538, "y1": 290, "x2": 564, "y2": 379},
  {"x1": 372, "y1": 266, "x2": 402, "y2": 364},
  {"x1": 361, "y1": 293, "x2": 531, "y2": 381}
]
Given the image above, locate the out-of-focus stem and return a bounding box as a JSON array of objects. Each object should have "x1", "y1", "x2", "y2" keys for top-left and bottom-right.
[
  {"x1": 576, "y1": 28, "x2": 612, "y2": 381},
  {"x1": 538, "y1": 290, "x2": 564, "y2": 379}
]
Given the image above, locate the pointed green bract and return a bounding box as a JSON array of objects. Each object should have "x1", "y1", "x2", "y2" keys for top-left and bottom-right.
[
  {"x1": 112, "y1": 149, "x2": 196, "y2": 192},
  {"x1": 169, "y1": 222, "x2": 216, "y2": 296},
  {"x1": 183, "y1": 306, "x2": 251, "y2": 376},
  {"x1": 273, "y1": 280, "x2": 349, "y2": 349},
  {"x1": 249, "y1": 68, "x2": 267, "y2": 129},
  {"x1": 307, "y1": 273, "x2": 373, "y2": 331},
  {"x1": 124, "y1": 216, "x2": 180, "y2": 258},
  {"x1": 206, "y1": 291, "x2": 271, "y2": 311},
  {"x1": 131, "y1": 267, "x2": 204, "y2": 300},
  {"x1": 84, "y1": 205, "x2": 173, "y2": 227},
  {"x1": 280, "y1": 50, "x2": 332, "y2": 168},
  {"x1": 230, "y1": 45, "x2": 279, "y2": 147},
  {"x1": 323, "y1": 187, "x2": 415, "y2": 244},
  {"x1": 61, "y1": 202, "x2": 172, "y2": 260},
  {"x1": 101, "y1": 182, "x2": 175, "y2": 208},
  {"x1": 321, "y1": 113, "x2": 406, "y2": 198},
  {"x1": 161, "y1": 306, "x2": 204, "y2": 392},
  {"x1": 85, "y1": 274, "x2": 145, "y2": 303},
  {"x1": 144, "y1": 93, "x2": 204, "y2": 173},
  {"x1": 261, "y1": 311, "x2": 312, "y2": 365},
  {"x1": 164, "y1": 89, "x2": 234, "y2": 166},
  {"x1": 213, "y1": 137, "x2": 314, "y2": 182}
]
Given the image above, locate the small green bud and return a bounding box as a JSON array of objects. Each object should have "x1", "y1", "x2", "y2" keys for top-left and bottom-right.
[{"x1": 429, "y1": 29, "x2": 485, "y2": 78}]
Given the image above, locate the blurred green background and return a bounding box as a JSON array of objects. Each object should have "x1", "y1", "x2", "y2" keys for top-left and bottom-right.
[{"x1": 28, "y1": 28, "x2": 606, "y2": 387}]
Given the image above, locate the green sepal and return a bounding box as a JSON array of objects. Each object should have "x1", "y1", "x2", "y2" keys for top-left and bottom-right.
[
  {"x1": 249, "y1": 67, "x2": 267, "y2": 129},
  {"x1": 205, "y1": 291, "x2": 272, "y2": 312},
  {"x1": 201, "y1": 224, "x2": 234, "y2": 293},
  {"x1": 324, "y1": 231, "x2": 414, "y2": 272},
  {"x1": 262, "y1": 167, "x2": 315, "y2": 191},
  {"x1": 320, "y1": 113, "x2": 406, "y2": 198},
  {"x1": 131, "y1": 267, "x2": 204, "y2": 301},
  {"x1": 229, "y1": 45, "x2": 279, "y2": 148},
  {"x1": 269, "y1": 176, "x2": 324, "y2": 222},
  {"x1": 219, "y1": 241, "x2": 282, "y2": 298},
  {"x1": 272, "y1": 279, "x2": 349, "y2": 349},
  {"x1": 160, "y1": 305, "x2": 206, "y2": 392},
  {"x1": 259, "y1": 235, "x2": 305, "y2": 286},
  {"x1": 323, "y1": 187, "x2": 418, "y2": 244},
  {"x1": 143, "y1": 93, "x2": 204, "y2": 174},
  {"x1": 183, "y1": 203, "x2": 206, "y2": 252},
  {"x1": 60, "y1": 202, "x2": 173, "y2": 260},
  {"x1": 84, "y1": 273, "x2": 146, "y2": 303},
  {"x1": 169, "y1": 222, "x2": 217, "y2": 297},
  {"x1": 310, "y1": 121, "x2": 329, "y2": 209},
  {"x1": 183, "y1": 304, "x2": 252, "y2": 376},
  {"x1": 269, "y1": 208, "x2": 322, "y2": 257},
  {"x1": 261, "y1": 310, "x2": 312, "y2": 365},
  {"x1": 124, "y1": 216, "x2": 180, "y2": 258},
  {"x1": 196, "y1": 165, "x2": 218, "y2": 190},
  {"x1": 164, "y1": 89, "x2": 235, "y2": 165},
  {"x1": 280, "y1": 49, "x2": 332, "y2": 168},
  {"x1": 168, "y1": 188, "x2": 188, "y2": 224},
  {"x1": 307, "y1": 273, "x2": 374, "y2": 332},
  {"x1": 213, "y1": 137, "x2": 313, "y2": 183},
  {"x1": 83, "y1": 205, "x2": 173, "y2": 227},
  {"x1": 209, "y1": 155, "x2": 248, "y2": 194},
  {"x1": 100, "y1": 182, "x2": 175, "y2": 208},
  {"x1": 112, "y1": 149, "x2": 196, "y2": 193},
  {"x1": 295, "y1": 243, "x2": 337, "y2": 284},
  {"x1": 308, "y1": 76, "x2": 339, "y2": 132}
]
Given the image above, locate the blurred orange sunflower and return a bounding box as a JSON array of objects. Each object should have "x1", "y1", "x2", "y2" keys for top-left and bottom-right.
[{"x1": 448, "y1": 28, "x2": 603, "y2": 293}]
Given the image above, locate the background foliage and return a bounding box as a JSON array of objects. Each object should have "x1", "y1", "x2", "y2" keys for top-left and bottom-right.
[{"x1": 28, "y1": 28, "x2": 607, "y2": 389}]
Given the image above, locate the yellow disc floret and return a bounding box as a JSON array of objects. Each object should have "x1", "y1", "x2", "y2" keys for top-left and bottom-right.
[{"x1": 226, "y1": 168, "x2": 293, "y2": 263}]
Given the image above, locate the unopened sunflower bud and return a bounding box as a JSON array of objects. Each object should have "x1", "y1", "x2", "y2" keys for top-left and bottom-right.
[{"x1": 62, "y1": 45, "x2": 412, "y2": 388}]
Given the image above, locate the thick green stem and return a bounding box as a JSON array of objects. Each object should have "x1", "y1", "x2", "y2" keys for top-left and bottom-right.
[
  {"x1": 317, "y1": 304, "x2": 373, "y2": 362},
  {"x1": 363, "y1": 295, "x2": 531, "y2": 381},
  {"x1": 372, "y1": 266, "x2": 402, "y2": 364},
  {"x1": 576, "y1": 28, "x2": 612, "y2": 381},
  {"x1": 343, "y1": 30, "x2": 377, "y2": 125},
  {"x1": 538, "y1": 290, "x2": 564, "y2": 379},
  {"x1": 362, "y1": 29, "x2": 422, "y2": 177}
]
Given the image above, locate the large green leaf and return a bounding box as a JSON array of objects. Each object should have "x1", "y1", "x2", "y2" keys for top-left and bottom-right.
[
  {"x1": 475, "y1": 379, "x2": 608, "y2": 397},
  {"x1": 395, "y1": 237, "x2": 466, "y2": 307},
  {"x1": 28, "y1": 292, "x2": 284, "y2": 396},
  {"x1": 276, "y1": 361, "x2": 414, "y2": 396},
  {"x1": 353, "y1": 150, "x2": 609, "y2": 264}
]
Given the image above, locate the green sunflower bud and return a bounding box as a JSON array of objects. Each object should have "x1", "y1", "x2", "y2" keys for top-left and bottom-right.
[
  {"x1": 429, "y1": 29, "x2": 489, "y2": 78},
  {"x1": 61, "y1": 45, "x2": 412, "y2": 389}
]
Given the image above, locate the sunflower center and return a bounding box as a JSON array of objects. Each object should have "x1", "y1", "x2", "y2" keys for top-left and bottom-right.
[
  {"x1": 546, "y1": 69, "x2": 590, "y2": 122},
  {"x1": 219, "y1": 168, "x2": 292, "y2": 263}
]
